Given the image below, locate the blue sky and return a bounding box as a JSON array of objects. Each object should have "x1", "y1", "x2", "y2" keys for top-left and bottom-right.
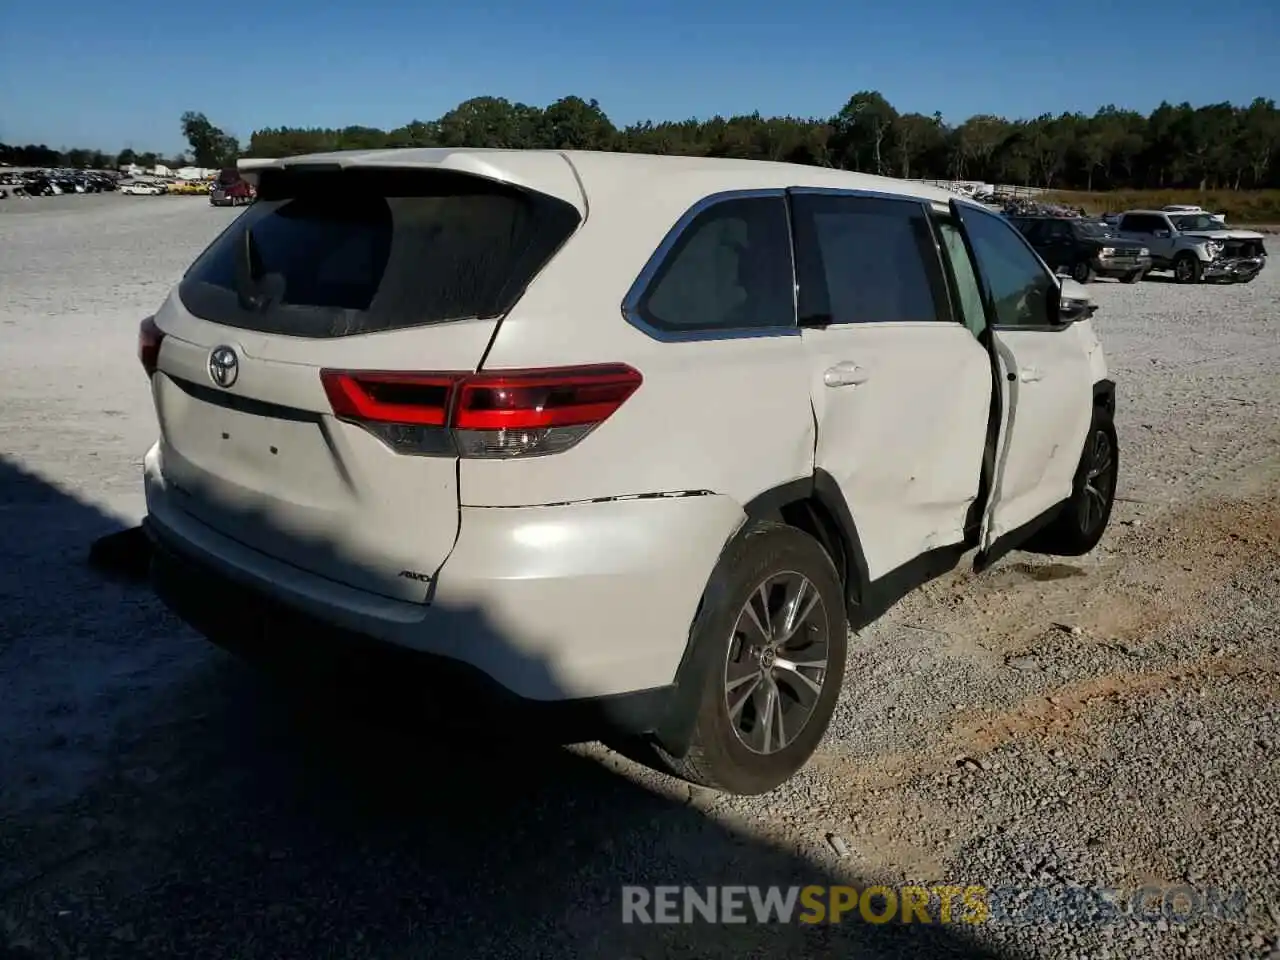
[{"x1": 2, "y1": 0, "x2": 1276, "y2": 154}]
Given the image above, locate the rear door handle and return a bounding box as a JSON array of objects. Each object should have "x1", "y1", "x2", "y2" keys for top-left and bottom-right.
[
  {"x1": 823, "y1": 362, "x2": 870, "y2": 387},
  {"x1": 1019, "y1": 366, "x2": 1043, "y2": 383}
]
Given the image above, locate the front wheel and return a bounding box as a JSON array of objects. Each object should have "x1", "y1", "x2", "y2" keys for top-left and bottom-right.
[
  {"x1": 1025, "y1": 409, "x2": 1118, "y2": 557},
  {"x1": 659, "y1": 522, "x2": 847, "y2": 795},
  {"x1": 1173, "y1": 254, "x2": 1203, "y2": 284},
  {"x1": 1071, "y1": 260, "x2": 1096, "y2": 283}
]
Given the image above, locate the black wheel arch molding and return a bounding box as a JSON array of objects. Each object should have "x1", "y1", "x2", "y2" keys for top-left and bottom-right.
[
  {"x1": 653, "y1": 469, "x2": 962, "y2": 757},
  {"x1": 1093, "y1": 378, "x2": 1116, "y2": 418}
]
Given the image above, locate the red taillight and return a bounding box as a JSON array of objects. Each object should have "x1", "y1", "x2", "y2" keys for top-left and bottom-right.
[
  {"x1": 322, "y1": 371, "x2": 459, "y2": 427},
  {"x1": 138, "y1": 315, "x2": 164, "y2": 377},
  {"x1": 319, "y1": 364, "x2": 642, "y2": 459}
]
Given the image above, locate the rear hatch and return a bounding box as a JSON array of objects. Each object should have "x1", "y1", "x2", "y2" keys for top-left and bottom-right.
[{"x1": 149, "y1": 161, "x2": 583, "y2": 601}]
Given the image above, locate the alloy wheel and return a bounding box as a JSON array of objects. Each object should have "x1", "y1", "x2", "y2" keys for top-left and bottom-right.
[
  {"x1": 1078, "y1": 428, "x2": 1116, "y2": 535},
  {"x1": 723, "y1": 571, "x2": 830, "y2": 755}
]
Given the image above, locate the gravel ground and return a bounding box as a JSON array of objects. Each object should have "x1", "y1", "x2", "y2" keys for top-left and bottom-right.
[{"x1": 1, "y1": 194, "x2": 1278, "y2": 960}]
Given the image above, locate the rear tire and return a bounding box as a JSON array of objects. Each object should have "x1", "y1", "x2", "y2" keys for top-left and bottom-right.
[
  {"x1": 1173, "y1": 253, "x2": 1203, "y2": 284},
  {"x1": 1071, "y1": 260, "x2": 1096, "y2": 283},
  {"x1": 658, "y1": 521, "x2": 847, "y2": 795},
  {"x1": 1024, "y1": 407, "x2": 1118, "y2": 557}
]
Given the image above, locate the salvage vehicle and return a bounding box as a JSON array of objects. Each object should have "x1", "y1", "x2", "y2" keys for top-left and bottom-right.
[
  {"x1": 1010, "y1": 215, "x2": 1151, "y2": 283},
  {"x1": 120, "y1": 181, "x2": 164, "y2": 196},
  {"x1": 138, "y1": 150, "x2": 1118, "y2": 795},
  {"x1": 1116, "y1": 210, "x2": 1266, "y2": 283}
]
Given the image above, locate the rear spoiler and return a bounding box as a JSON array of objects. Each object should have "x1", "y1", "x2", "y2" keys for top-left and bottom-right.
[
  {"x1": 235, "y1": 150, "x2": 587, "y2": 214},
  {"x1": 235, "y1": 157, "x2": 281, "y2": 188}
]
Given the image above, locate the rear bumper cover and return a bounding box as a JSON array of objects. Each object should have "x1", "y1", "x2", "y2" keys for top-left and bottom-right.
[
  {"x1": 143, "y1": 442, "x2": 744, "y2": 714},
  {"x1": 148, "y1": 527, "x2": 668, "y2": 738}
]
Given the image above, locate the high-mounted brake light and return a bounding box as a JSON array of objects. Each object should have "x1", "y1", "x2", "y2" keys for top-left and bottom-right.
[
  {"x1": 319, "y1": 364, "x2": 642, "y2": 459},
  {"x1": 139, "y1": 316, "x2": 164, "y2": 377}
]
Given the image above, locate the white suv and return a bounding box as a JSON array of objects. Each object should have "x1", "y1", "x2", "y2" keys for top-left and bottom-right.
[{"x1": 139, "y1": 149, "x2": 1117, "y2": 795}]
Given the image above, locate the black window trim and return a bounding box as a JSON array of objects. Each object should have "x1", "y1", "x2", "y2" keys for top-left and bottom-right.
[
  {"x1": 621, "y1": 188, "x2": 800, "y2": 343},
  {"x1": 926, "y1": 210, "x2": 984, "y2": 339},
  {"x1": 951, "y1": 199, "x2": 1071, "y2": 334}
]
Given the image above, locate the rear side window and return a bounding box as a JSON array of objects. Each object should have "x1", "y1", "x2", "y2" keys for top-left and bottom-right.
[
  {"x1": 791, "y1": 193, "x2": 950, "y2": 325},
  {"x1": 180, "y1": 168, "x2": 581, "y2": 338},
  {"x1": 1119, "y1": 214, "x2": 1163, "y2": 233},
  {"x1": 634, "y1": 196, "x2": 794, "y2": 333}
]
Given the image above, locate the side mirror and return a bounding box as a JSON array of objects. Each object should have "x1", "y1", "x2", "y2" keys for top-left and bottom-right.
[
  {"x1": 1153, "y1": 229, "x2": 1171, "y2": 238},
  {"x1": 1051, "y1": 279, "x2": 1094, "y2": 325},
  {"x1": 1058, "y1": 298, "x2": 1091, "y2": 324}
]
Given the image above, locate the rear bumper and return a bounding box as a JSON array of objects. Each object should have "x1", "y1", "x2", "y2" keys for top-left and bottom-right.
[
  {"x1": 148, "y1": 528, "x2": 668, "y2": 738},
  {"x1": 143, "y1": 442, "x2": 744, "y2": 711}
]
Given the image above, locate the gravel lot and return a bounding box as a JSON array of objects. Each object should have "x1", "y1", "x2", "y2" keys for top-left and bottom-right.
[{"x1": 1, "y1": 194, "x2": 1278, "y2": 960}]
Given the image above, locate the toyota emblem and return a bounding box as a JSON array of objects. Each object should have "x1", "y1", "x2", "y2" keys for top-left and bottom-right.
[{"x1": 208, "y1": 346, "x2": 239, "y2": 388}]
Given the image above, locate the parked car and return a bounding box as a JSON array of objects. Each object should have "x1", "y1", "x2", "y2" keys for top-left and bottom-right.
[
  {"x1": 138, "y1": 150, "x2": 1118, "y2": 795},
  {"x1": 1009, "y1": 215, "x2": 1151, "y2": 283},
  {"x1": 120, "y1": 181, "x2": 164, "y2": 196},
  {"x1": 1115, "y1": 210, "x2": 1267, "y2": 283}
]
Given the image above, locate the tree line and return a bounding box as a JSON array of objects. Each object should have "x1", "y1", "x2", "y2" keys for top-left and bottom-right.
[{"x1": 5, "y1": 93, "x2": 1279, "y2": 191}]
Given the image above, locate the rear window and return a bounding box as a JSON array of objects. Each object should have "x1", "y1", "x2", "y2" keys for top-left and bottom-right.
[{"x1": 180, "y1": 168, "x2": 581, "y2": 338}]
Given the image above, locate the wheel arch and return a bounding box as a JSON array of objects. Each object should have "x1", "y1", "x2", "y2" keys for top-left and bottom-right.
[
  {"x1": 740, "y1": 471, "x2": 872, "y2": 615},
  {"x1": 651, "y1": 471, "x2": 871, "y2": 757},
  {"x1": 1093, "y1": 378, "x2": 1115, "y2": 419}
]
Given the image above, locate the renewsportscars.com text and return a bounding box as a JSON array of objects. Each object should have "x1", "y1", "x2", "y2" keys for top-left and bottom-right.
[{"x1": 621, "y1": 884, "x2": 1248, "y2": 926}]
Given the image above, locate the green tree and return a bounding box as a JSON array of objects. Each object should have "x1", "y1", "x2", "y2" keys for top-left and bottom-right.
[
  {"x1": 1238, "y1": 97, "x2": 1279, "y2": 188},
  {"x1": 833, "y1": 91, "x2": 898, "y2": 174},
  {"x1": 180, "y1": 111, "x2": 240, "y2": 167},
  {"x1": 893, "y1": 112, "x2": 945, "y2": 180},
  {"x1": 540, "y1": 96, "x2": 616, "y2": 150}
]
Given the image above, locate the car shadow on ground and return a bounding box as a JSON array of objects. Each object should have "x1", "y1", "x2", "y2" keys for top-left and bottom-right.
[{"x1": 0, "y1": 455, "x2": 1014, "y2": 959}]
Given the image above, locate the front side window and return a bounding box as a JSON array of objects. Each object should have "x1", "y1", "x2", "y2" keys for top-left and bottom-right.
[
  {"x1": 791, "y1": 193, "x2": 950, "y2": 325},
  {"x1": 954, "y1": 205, "x2": 1056, "y2": 329},
  {"x1": 636, "y1": 196, "x2": 794, "y2": 333}
]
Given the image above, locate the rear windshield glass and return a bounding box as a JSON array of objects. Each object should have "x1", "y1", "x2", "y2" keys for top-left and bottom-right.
[{"x1": 180, "y1": 168, "x2": 582, "y2": 338}]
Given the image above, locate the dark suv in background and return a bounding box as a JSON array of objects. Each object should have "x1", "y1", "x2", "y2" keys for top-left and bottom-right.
[{"x1": 1010, "y1": 216, "x2": 1151, "y2": 283}]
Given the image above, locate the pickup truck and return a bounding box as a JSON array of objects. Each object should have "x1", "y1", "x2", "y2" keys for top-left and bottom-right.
[
  {"x1": 1115, "y1": 210, "x2": 1266, "y2": 283},
  {"x1": 1009, "y1": 215, "x2": 1152, "y2": 283},
  {"x1": 210, "y1": 168, "x2": 254, "y2": 207}
]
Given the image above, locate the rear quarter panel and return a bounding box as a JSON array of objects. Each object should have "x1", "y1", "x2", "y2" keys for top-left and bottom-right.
[{"x1": 469, "y1": 174, "x2": 817, "y2": 509}]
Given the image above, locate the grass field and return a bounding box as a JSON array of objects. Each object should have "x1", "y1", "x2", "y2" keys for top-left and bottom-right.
[{"x1": 1044, "y1": 189, "x2": 1280, "y2": 225}]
